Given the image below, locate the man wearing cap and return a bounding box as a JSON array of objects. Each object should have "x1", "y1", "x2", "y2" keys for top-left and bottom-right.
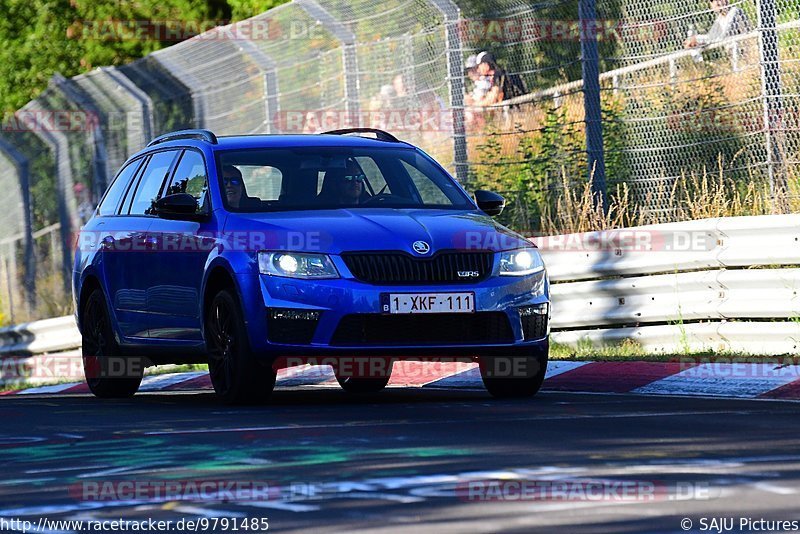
[
  {"x1": 470, "y1": 51, "x2": 505, "y2": 107},
  {"x1": 464, "y1": 53, "x2": 494, "y2": 107}
]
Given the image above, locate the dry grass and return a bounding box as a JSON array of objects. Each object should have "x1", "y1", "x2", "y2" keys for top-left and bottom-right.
[{"x1": 540, "y1": 157, "x2": 800, "y2": 235}]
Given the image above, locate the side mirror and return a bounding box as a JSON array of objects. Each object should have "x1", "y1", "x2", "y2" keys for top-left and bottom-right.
[
  {"x1": 154, "y1": 193, "x2": 203, "y2": 221},
  {"x1": 474, "y1": 190, "x2": 505, "y2": 217}
]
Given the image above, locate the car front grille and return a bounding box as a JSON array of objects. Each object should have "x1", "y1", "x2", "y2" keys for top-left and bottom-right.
[
  {"x1": 342, "y1": 251, "x2": 494, "y2": 284},
  {"x1": 330, "y1": 312, "x2": 514, "y2": 345}
]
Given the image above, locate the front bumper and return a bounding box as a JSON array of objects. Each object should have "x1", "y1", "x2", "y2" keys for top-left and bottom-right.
[{"x1": 235, "y1": 270, "x2": 549, "y2": 357}]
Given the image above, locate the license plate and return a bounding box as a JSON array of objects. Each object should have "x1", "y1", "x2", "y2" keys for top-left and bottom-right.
[{"x1": 381, "y1": 292, "x2": 475, "y2": 314}]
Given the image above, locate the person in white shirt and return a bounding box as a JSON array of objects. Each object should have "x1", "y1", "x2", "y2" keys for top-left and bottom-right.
[{"x1": 684, "y1": 0, "x2": 751, "y2": 48}]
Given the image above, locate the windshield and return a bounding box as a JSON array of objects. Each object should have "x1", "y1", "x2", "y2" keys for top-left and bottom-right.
[{"x1": 215, "y1": 147, "x2": 474, "y2": 212}]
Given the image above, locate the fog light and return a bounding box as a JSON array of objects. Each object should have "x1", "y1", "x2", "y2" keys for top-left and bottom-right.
[
  {"x1": 267, "y1": 308, "x2": 322, "y2": 344},
  {"x1": 519, "y1": 304, "x2": 549, "y2": 341},
  {"x1": 518, "y1": 303, "x2": 548, "y2": 317},
  {"x1": 269, "y1": 308, "x2": 321, "y2": 321}
]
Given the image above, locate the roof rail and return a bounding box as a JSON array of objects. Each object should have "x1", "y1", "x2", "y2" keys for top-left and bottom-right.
[
  {"x1": 147, "y1": 129, "x2": 218, "y2": 147},
  {"x1": 321, "y1": 128, "x2": 399, "y2": 142}
]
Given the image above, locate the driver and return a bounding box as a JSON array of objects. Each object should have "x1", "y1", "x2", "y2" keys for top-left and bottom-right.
[
  {"x1": 322, "y1": 159, "x2": 367, "y2": 206},
  {"x1": 222, "y1": 165, "x2": 260, "y2": 209}
]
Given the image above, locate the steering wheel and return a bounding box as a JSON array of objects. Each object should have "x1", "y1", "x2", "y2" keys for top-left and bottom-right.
[{"x1": 362, "y1": 193, "x2": 409, "y2": 205}]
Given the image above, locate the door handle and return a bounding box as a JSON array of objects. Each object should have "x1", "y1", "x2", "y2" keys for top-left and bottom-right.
[
  {"x1": 101, "y1": 236, "x2": 115, "y2": 250},
  {"x1": 145, "y1": 236, "x2": 158, "y2": 249}
]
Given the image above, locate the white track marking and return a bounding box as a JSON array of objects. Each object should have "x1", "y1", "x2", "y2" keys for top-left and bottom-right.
[
  {"x1": 633, "y1": 363, "x2": 800, "y2": 398},
  {"x1": 17, "y1": 384, "x2": 78, "y2": 395},
  {"x1": 138, "y1": 372, "x2": 207, "y2": 391}
]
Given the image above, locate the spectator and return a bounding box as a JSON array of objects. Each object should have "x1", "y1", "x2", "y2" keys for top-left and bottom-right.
[
  {"x1": 480, "y1": 51, "x2": 529, "y2": 103},
  {"x1": 464, "y1": 54, "x2": 493, "y2": 107},
  {"x1": 470, "y1": 51, "x2": 508, "y2": 107},
  {"x1": 368, "y1": 84, "x2": 396, "y2": 129},
  {"x1": 419, "y1": 90, "x2": 446, "y2": 112},
  {"x1": 684, "y1": 0, "x2": 751, "y2": 48},
  {"x1": 74, "y1": 182, "x2": 95, "y2": 225},
  {"x1": 391, "y1": 74, "x2": 412, "y2": 110},
  {"x1": 392, "y1": 74, "x2": 408, "y2": 99},
  {"x1": 369, "y1": 84, "x2": 395, "y2": 110}
]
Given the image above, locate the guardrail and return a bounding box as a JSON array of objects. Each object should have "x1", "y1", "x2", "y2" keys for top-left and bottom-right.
[
  {"x1": 1, "y1": 214, "x2": 798, "y2": 365},
  {"x1": 0, "y1": 315, "x2": 80, "y2": 356},
  {"x1": 539, "y1": 214, "x2": 800, "y2": 354}
]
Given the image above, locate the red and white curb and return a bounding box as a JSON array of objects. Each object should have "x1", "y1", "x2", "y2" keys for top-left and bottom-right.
[{"x1": 3, "y1": 360, "x2": 800, "y2": 400}]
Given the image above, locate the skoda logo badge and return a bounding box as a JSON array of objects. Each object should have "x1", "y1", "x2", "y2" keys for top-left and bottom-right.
[{"x1": 412, "y1": 241, "x2": 431, "y2": 255}]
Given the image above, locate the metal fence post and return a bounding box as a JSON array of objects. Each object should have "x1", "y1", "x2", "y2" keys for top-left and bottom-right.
[
  {"x1": 238, "y1": 38, "x2": 280, "y2": 134},
  {"x1": 296, "y1": 0, "x2": 360, "y2": 126},
  {"x1": 429, "y1": 0, "x2": 468, "y2": 186},
  {"x1": 152, "y1": 51, "x2": 208, "y2": 128},
  {"x1": 53, "y1": 73, "x2": 109, "y2": 198},
  {"x1": 103, "y1": 67, "x2": 155, "y2": 149},
  {"x1": 23, "y1": 100, "x2": 79, "y2": 293},
  {"x1": 2, "y1": 254, "x2": 14, "y2": 324},
  {"x1": 0, "y1": 137, "x2": 35, "y2": 312},
  {"x1": 579, "y1": 0, "x2": 607, "y2": 211},
  {"x1": 757, "y1": 0, "x2": 785, "y2": 200}
]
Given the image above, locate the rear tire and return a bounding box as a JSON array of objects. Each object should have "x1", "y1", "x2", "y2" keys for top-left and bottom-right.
[
  {"x1": 479, "y1": 353, "x2": 548, "y2": 399},
  {"x1": 81, "y1": 289, "x2": 143, "y2": 398},
  {"x1": 206, "y1": 289, "x2": 276, "y2": 404}
]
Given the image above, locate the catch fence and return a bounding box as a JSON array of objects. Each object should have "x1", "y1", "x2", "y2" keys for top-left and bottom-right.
[{"x1": 0, "y1": 0, "x2": 797, "y2": 320}]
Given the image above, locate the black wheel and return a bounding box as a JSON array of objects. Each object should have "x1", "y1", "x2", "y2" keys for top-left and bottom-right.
[
  {"x1": 335, "y1": 375, "x2": 391, "y2": 393},
  {"x1": 206, "y1": 289, "x2": 275, "y2": 404},
  {"x1": 479, "y1": 352, "x2": 548, "y2": 399},
  {"x1": 81, "y1": 289, "x2": 143, "y2": 398}
]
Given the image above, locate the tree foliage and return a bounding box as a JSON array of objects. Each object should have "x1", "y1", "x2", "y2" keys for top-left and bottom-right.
[{"x1": 0, "y1": 0, "x2": 288, "y2": 113}]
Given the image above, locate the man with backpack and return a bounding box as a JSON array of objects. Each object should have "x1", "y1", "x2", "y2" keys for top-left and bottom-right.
[{"x1": 470, "y1": 51, "x2": 528, "y2": 107}]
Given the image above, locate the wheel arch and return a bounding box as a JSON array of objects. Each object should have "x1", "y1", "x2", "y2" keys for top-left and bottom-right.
[
  {"x1": 76, "y1": 274, "x2": 103, "y2": 335},
  {"x1": 201, "y1": 261, "x2": 245, "y2": 335}
]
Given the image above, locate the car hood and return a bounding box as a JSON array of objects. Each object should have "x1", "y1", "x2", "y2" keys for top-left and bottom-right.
[{"x1": 222, "y1": 208, "x2": 532, "y2": 254}]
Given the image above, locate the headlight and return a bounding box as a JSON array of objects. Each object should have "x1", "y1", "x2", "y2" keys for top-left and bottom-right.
[
  {"x1": 258, "y1": 251, "x2": 339, "y2": 279},
  {"x1": 499, "y1": 248, "x2": 545, "y2": 277}
]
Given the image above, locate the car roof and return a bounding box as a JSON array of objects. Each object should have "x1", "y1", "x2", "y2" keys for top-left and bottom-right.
[{"x1": 136, "y1": 134, "x2": 417, "y2": 155}]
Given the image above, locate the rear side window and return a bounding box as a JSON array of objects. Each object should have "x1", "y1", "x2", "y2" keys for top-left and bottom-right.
[
  {"x1": 98, "y1": 158, "x2": 142, "y2": 216},
  {"x1": 126, "y1": 150, "x2": 178, "y2": 215},
  {"x1": 165, "y1": 150, "x2": 210, "y2": 212}
]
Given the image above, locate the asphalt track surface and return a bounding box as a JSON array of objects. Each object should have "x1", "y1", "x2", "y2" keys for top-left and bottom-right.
[{"x1": 1, "y1": 387, "x2": 800, "y2": 533}]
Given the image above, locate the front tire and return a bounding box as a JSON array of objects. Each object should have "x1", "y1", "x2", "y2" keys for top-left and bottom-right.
[
  {"x1": 81, "y1": 289, "x2": 143, "y2": 398},
  {"x1": 334, "y1": 357, "x2": 392, "y2": 393},
  {"x1": 206, "y1": 289, "x2": 276, "y2": 404},
  {"x1": 479, "y1": 352, "x2": 548, "y2": 398},
  {"x1": 336, "y1": 375, "x2": 391, "y2": 393}
]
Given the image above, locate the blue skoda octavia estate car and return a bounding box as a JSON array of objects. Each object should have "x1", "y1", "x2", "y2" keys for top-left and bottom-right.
[{"x1": 73, "y1": 128, "x2": 550, "y2": 403}]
